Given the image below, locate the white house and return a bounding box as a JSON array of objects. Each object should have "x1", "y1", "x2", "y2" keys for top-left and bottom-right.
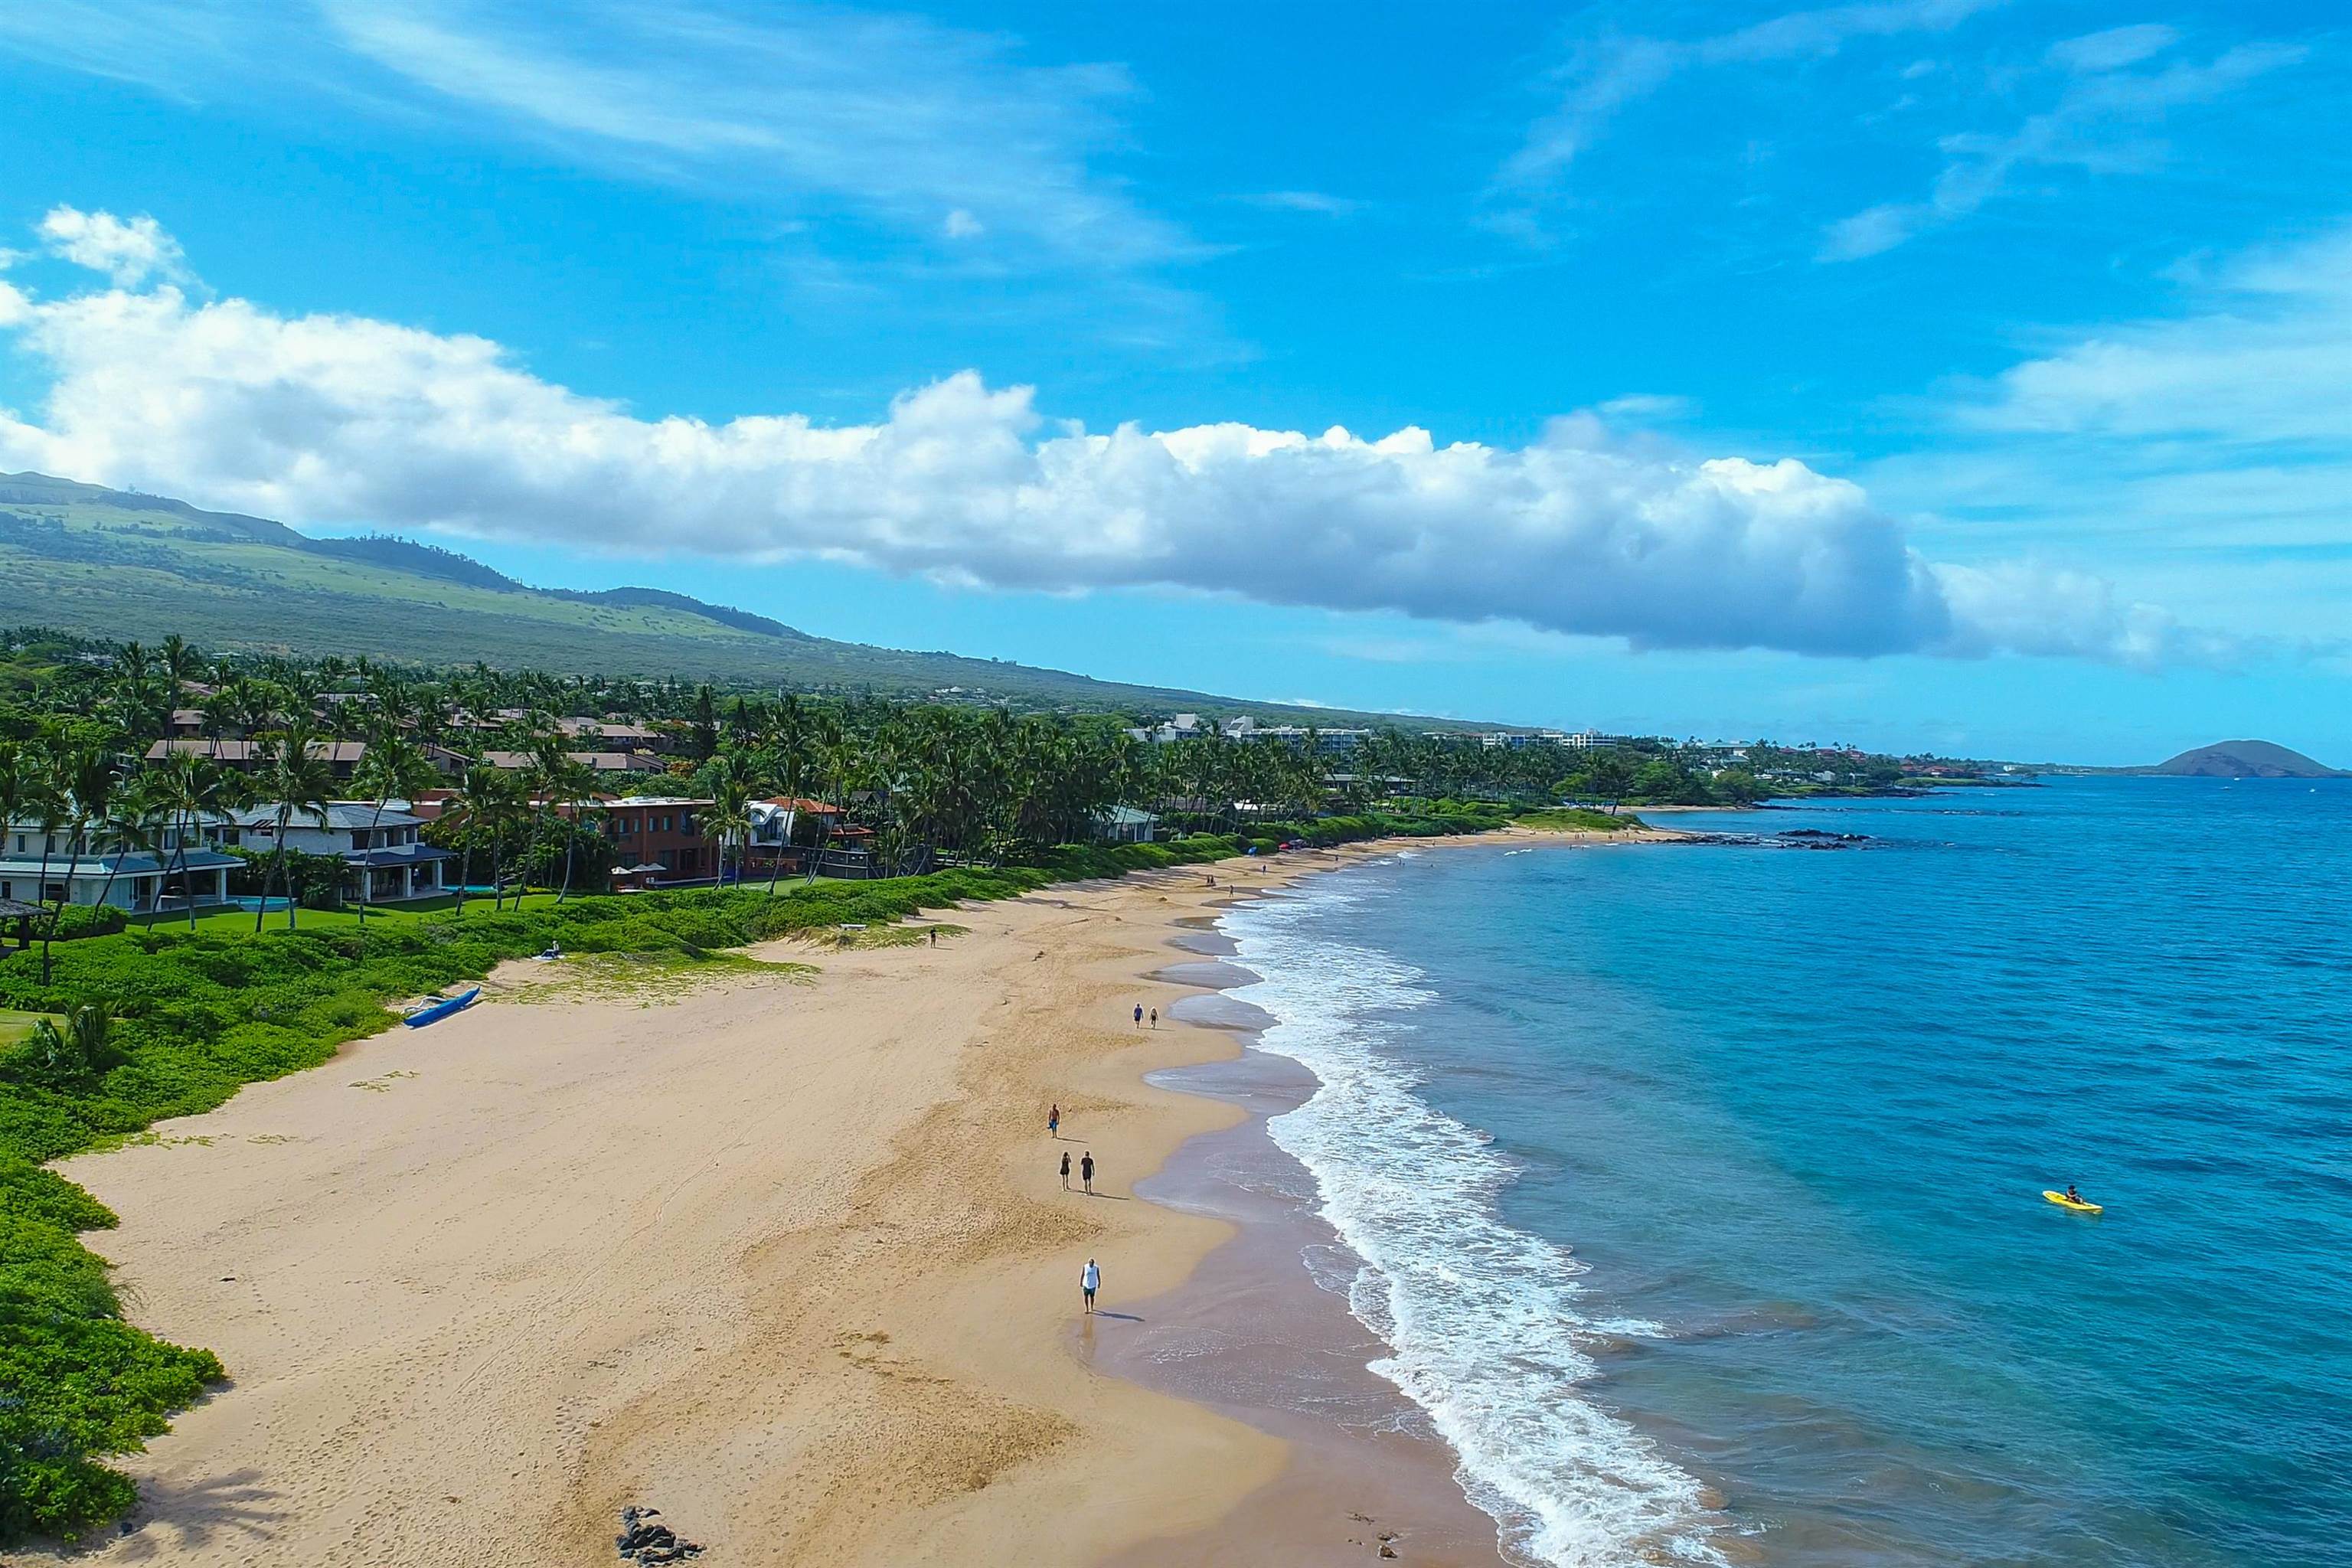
[
  {"x1": 0, "y1": 818, "x2": 242, "y2": 912},
  {"x1": 1093, "y1": 805, "x2": 1158, "y2": 844},
  {"x1": 215, "y1": 803, "x2": 453, "y2": 903}
]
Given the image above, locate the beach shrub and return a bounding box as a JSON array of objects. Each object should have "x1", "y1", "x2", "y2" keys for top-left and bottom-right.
[
  {"x1": 42, "y1": 906, "x2": 127, "y2": 942},
  {"x1": 0, "y1": 1207, "x2": 223, "y2": 1544}
]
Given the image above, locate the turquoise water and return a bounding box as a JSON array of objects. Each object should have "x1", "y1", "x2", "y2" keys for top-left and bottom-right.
[{"x1": 1225, "y1": 778, "x2": 2350, "y2": 1567}]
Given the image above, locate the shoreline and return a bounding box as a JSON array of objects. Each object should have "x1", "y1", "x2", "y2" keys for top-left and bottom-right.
[{"x1": 34, "y1": 827, "x2": 1677, "y2": 1565}]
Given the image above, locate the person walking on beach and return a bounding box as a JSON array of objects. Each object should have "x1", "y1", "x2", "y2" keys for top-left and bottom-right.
[
  {"x1": 1133, "y1": 1004, "x2": 1144, "y2": 1028},
  {"x1": 1081, "y1": 1258, "x2": 1100, "y2": 1314},
  {"x1": 1148, "y1": 1008, "x2": 1158, "y2": 1029},
  {"x1": 1049, "y1": 1102, "x2": 1060, "y2": 1138},
  {"x1": 1080, "y1": 1151, "x2": 1095, "y2": 1194},
  {"x1": 1060, "y1": 1151, "x2": 1072, "y2": 1190}
]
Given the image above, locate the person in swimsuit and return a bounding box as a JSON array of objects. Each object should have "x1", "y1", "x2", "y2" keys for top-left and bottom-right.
[
  {"x1": 1148, "y1": 1008, "x2": 1158, "y2": 1029},
  {"x1": 1080, "y1": 1151, "x2": 1095, "y2": 1194},
  {"x1": 1060, "y1": 1151, "x2": 1071, "y2": 1190},
  {"x1": 1049, "y1": 1103, "x2": 1060, "y2": 1137},
  {"x1": 1081, "y1": 1258, "x2": 1100, "y2": 1313}
]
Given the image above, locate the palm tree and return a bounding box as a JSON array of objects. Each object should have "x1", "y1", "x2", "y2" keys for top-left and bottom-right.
[
  {"x1": 696, "y1": 750, "x2": 757, "y2": 886},
  {"x1": 14, "y1": 743, "x2": 65, "y2": 975},
  {"x1": 147, "y1": 750, "x2": 242, "y2": 928},
  {"x1": 252, "y1": 723, "x2": 336, "y2": 931},
  {"x1": 37, "y1": 746, "x2": 116, "y2": 982},
  {"x1": 160, "y1": 632, "x2": 198, "y2": 691},
  {"x1": 88, "y1": 773, "x2": 170, "y2": 915},
  {"x1": 350, "y1": 733, "x2": 442, "y2": 928},
  {"x1": 438, "y1": 763, "x2": 524, "y2": 915},
  {"x1": 523, "y1": 737, "x2": 596, "y2": 902}
]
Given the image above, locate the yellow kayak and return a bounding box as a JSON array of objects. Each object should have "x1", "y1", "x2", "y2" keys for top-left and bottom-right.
[{"x1": 2043, "y1": 1189, "x2": 2103, "y2": 1214}]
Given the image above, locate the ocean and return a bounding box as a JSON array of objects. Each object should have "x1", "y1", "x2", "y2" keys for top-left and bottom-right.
[{"x1": 1219, "y1": 777, "x2": 2351, "y2": 1568}]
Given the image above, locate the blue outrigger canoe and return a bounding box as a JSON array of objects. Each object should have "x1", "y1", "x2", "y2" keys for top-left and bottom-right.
[{"x1": 402, "y1": 987, "x2": 480, "y2": 1028}]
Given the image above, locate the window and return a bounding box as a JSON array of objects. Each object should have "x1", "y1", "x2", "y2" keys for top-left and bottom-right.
[{"x1": 351, "y1": 831, "x2": 368, "y2": 850}]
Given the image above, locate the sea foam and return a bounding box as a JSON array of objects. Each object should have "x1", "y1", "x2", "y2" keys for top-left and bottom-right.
[{"x1": 1226, "y1": 883, "x2": 1725, "y2": 1568}]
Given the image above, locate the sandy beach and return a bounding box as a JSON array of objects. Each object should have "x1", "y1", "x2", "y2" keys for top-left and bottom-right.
[{"x1": 42, "y1": 828, "x2": 1677, "y2": 1566}]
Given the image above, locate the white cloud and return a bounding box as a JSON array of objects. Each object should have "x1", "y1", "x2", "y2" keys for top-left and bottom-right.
[
  {"x1": 37, "y1": 206, "x2": 190, "y2": 287},
  {"x1": 1490, "y1": 0, "x2": 2002, "y2": 224},
  {"x1": 0, "y1": 0, "x2": 1184, "y2": 274},
  {"x1": 1855, "y1": 223, "x2": 2352, "y2": 647},
  {"x1": 0, "y1": 216, "x2": 2210, "y2": 668},
  {"x1": 1958, "y1": 224, "x2": 2352, "y2": 443},
  {"x1": 942, "y1": 209, "x2": 985, "y2": 240},
  {"x1": 2047, "y1": 24, "x2": 2177, "y2": 74},
  {"x1": 1241, "y1": 191, "x2": 1365, "y2": 218},
  {"x1": 1818, "y1": 36, "x2": 2303, "y2": 260}
]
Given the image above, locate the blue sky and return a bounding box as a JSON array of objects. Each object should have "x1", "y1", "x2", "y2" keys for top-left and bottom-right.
[{"x1": 1, "y1": 1, "x2": 2347, "y2": 763}]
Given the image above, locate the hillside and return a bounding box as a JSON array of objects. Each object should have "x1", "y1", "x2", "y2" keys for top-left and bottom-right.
[
  {"x1": 0, "y1": 472, "x2": 1439, "y2": 723},
  {"x1": 2141, "y1": 740, "x2": 2343, "y2": 779}
]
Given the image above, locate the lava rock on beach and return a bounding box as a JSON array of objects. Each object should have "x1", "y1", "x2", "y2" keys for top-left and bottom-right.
[{"x1": 617, "y1": 1506, "x2": 702, "y2": 1563}]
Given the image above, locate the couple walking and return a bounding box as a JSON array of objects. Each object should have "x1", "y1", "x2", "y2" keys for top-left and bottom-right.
[{"x1": 1049, "y1": 1103, "x2": 1093, "y2": 1194}]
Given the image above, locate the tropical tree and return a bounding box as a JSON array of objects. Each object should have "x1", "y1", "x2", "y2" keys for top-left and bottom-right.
[
  {"x1": 438, "y1": 763, "x2": 525, "y2": 914},
  {"x1": 40, "y1": 746, "x2": 116, "y2": 982},
  {"x1": 350, "y1": 732, "x2": 442, "y2": 927},
  {"x1": 160, "y1": 632, "x2": 199, "y2": 691},
  {"x1": 88, "y1": 771, "x2": 170, "y2": 915},
  {"x1": 523, "y1": 736, "x2": 596, "y2": 902},
  {"x1": 146, "y1": 750, "x2": 243, "y2": 927},
  {"x1": 694, "y1": 750, "x2": 758, "y2": 886},
  {"x1": 251, "y1": 723, "x2": 337, "y2": 930}
]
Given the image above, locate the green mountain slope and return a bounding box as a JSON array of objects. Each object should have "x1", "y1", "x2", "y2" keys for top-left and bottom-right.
[{"x1": 0, "y1": 472, "x2": 1431, "y2": 722}]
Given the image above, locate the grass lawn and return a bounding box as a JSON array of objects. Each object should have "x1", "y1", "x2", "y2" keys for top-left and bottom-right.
[
  {"x1": 0, "y1": 1008, "x2": 63, "y2": 1045},
  {"x1": 126, "y1": 890, "x2": 576, "y2": 936}
]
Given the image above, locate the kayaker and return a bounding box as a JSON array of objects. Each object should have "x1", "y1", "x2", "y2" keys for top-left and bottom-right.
[{"x1": 2065, "y1": 1184, "x2": 2084, "y2": 1204}]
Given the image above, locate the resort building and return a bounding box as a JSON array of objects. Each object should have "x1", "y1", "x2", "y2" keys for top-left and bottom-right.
[
  {"x1": 476, "y1": 749, "x2": 670, "y2": 776},
  {"x1": 214, "y1": 804, "x2": 454, "y2": 903},
  {"x1": 144, "y1": 737, "x2": 468, "y2": 781},
  {"x1": 556, "y1": 797, "x2": 722, "y2": 885},
  {"x1": 0, "y1": 816, "x2": 243, "y2": 912}
]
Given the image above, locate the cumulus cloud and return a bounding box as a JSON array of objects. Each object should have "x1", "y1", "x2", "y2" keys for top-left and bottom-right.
[
  {"x1": 37, "y1": 206, "x2": 190, "y2": 286},
  {"x1": 0, "y1": 211, "x2": 2207, "y2": 668}
]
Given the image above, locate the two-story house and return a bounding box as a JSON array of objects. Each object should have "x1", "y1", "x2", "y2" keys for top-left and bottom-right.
[
  {"x1": 218, "y1": 803, "x2": 454, "y2": 903},
  {"x1": 0, "y1": 815, "x2": 243, "y2": 912}
]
